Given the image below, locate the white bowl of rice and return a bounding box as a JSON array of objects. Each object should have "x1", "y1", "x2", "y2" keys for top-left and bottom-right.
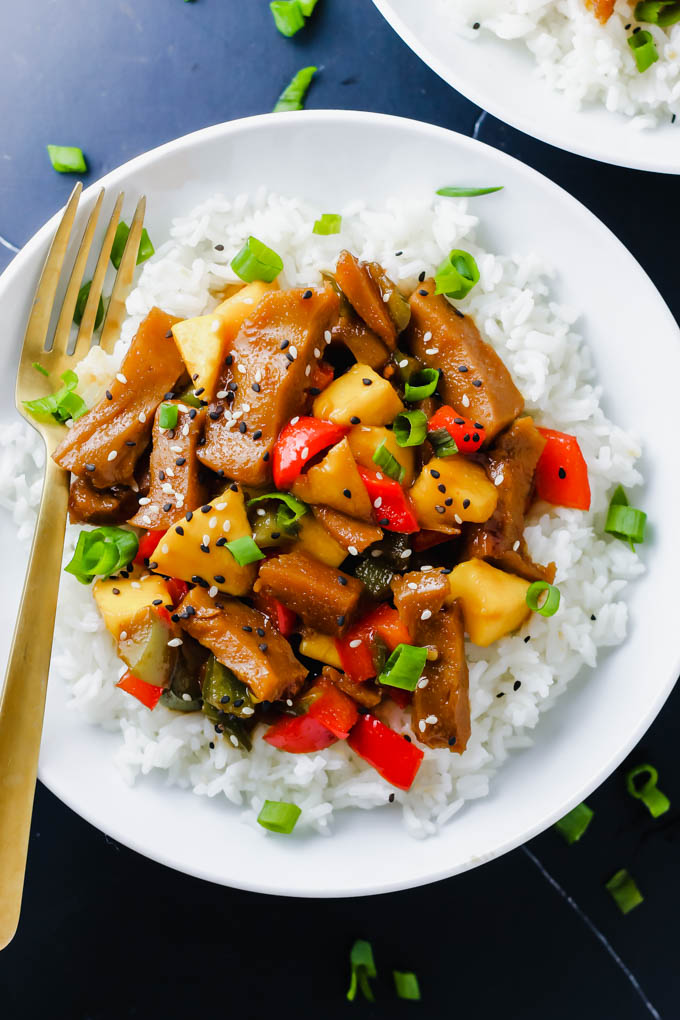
[
  {"x1": 1, "y1": 111, "x2": 678, "y2": 896},
  {"x1": 373, "y1": 0, "x2": 680, "y2": 172}
]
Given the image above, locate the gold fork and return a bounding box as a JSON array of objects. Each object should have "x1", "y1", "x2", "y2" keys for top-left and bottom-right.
[{"x1": 0, "y1": 183, "x2": 147, "y2": 950}]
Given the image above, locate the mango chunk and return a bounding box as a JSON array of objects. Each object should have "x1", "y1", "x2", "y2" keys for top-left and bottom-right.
[
  {"x1": 312, "y1": 363, "x2": 403, "y2": 426},
  {"x1": 292, "y1": 438, "x2": 373, "y2": 520},
  {"x1": 93, "y1": 572, "x2": 171, "y2": 640},
  {"x1": 295, "y1": 513, "x2": 347, "y2": 567},
  {"x1": 410, "y1": 456, "x2": 498, "y2": 533},
  {"x1": 299, "y1": 629, "x2": 344, "y2": 669},
  {"x1": 446, "y1": 559, "x2": 530, "y2": 646}
]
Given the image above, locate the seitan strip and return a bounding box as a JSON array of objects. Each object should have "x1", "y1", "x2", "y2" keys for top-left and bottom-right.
[
  {"x1": 413, "y1": 601, "x2": 470, "y2": 753},
  {"x1": 68, "y1": 477, "x2": 139, "y2": 526},
  {"x1": 321, "y1": 666, "x2": 382, "y2": 708},
  {"x1": 256, "y1": 550, "x2": 364, "y2": 636},
  {"x1": 390, "y1": 569, "x2": 450, "y2": 637},
  {"x1": 312, "y1": 505, "x2": 383, "y2": 553}
]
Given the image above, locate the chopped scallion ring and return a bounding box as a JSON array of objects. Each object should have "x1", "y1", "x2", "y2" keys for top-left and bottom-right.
[
  {"x1": 604, "y1": 485, "x2": 646, "y2": 548},
  {"x1": 32, "y1": 362, "x2": 49, "y2": 378},
  {"x1": 231, "y1": 236, "x2": 283, "y2": 283},
  {"x1": 312, "y1": 213, "x2": 342, "y2": 235},
  {"x1": 46, "y1": 144, "x2": 87, "y2": 174},
  {"x1": 434, "y1": 249, "x2": 480, "y2": 300},
  {"x1": 273, "y1": 65, "x2": 317, "y2": 112},
  {"x1": 248, "y1": 492, "x2": 308, "y2": 532},
  {"x1": 526, "y1": 581, "x2": 560, "y2": 617},
  {"x1": 628, "y1": 29, "x2": 659, "y2": 72},
  {"x1": 393, "y1": 410, "x2": 427, "y2": 447},
  {"x1": 429, "y1": 426, "x2": 458, "y2": 458},
  {"x1": 226, "y1": 535, "x2": 265, "y2": 566},
  {"x1": 634, "y1": 0, "x2": 680, "y2": 26},
  {"x1": 74, "y1": 280, "x2": 104, "y2": 330},
  {"x1": 393, "y1": 971, "x2": 421, "y2": 1000},
  {"x1": 110, "y1": 222, "x2": 155, "y2": 270},
  {"x1": 299, "y1": 0, "x2": 319, "y2": 12},
  {"x1": 270, "y1": 0, "x2": 305, "y2": 36},
  {"x1": 436, "y1": 186, "x2": 503, "y2": 198},
  {"x1": 378, "y1": 643, "x2": 428, "y2": 692},
  {"x1": 346, "y1": 940, "x2": 376, "y2": 1003},
  {"x1": 159, "y1": 403, "x2": 179, "y2": 430},
  {"x1": 554, "y1": 802, "x2": 593, "y2": 844},
  {"x1": 404, "y1": 368, "x2": 439, "y2": 402},
  {"x1": 23, "y1": 370, "x2": 87, "y2": 425},
  {"x1": 372, "y1": 440, "x2": 405, "y2": 482},
  {"x1": 605, "y1": 869, "x2": 644, "y2": 914},
  {"x1": 257, "y1": 800, "x2": 301, "y2": 833},
  {"x1": 625, "y1": 763, "x2": 670, "y2": 818},
  {"x1": 64, "y1": 526, "x2": 139, "y2": 585}
]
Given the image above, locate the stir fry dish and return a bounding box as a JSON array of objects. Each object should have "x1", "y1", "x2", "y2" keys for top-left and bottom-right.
[{"x1": 44, "y1": 242, "x2": 596, "y2": 793}]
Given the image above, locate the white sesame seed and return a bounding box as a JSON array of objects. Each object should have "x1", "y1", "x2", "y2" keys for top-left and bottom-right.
[
  {"x1": 407, "y1": 582, "x2": 418, "y2": 590},
  {"x1": 418, "y1": 720, "x2": 426, "y2": 733},
  {"x1": 237, "y1": 363, "x2": 246, "y2": 374},
  {"x1": 178, "y1": 405, "x2": 189, "y2": 414},
  {"x1": 376, "y1": 472, "x2": 383, "y2": 481},
  {"x1": 107, "y1": 450, "x2": 118, "y2": 461},
  {"x1": 289, "y1": 345, "x2": 298, "y2": 359},
  {"x1": 399, "y1": 359, "x2": 408, "y2": 368},
  {"x1": 64, "y1": 419, "x2": 73, "y2": 429},
  {"x1": 461, "y1": 394, "x2": 470, "y2": 408},
  {"x1": 313, "y1": 348, "x2": 321, "y2": 358},
  {"x1": 256, "y1": 508, "x2": 266, "y2": 517},
  {"x1": 242, "y1": 297, "x2": 254, "y2": 305},
  {"x1": 161, "y1": 544, "x2": 169, "y2": 555},
  {"x1": 131, "y1": 581, "x2": 141, "y2": 590},
  {"x1": 230, "y1": 735, "x2": 239, "y2": 747},
  {"x1": 215, "y1": 502, "x2": 227, "y2": 511},
  {"x1": 420, "y1": 564, "x2": 433, "y2": 572},
  {"x1": 211, "y1": 319, "x2": 220, "y2": 333},
  {"x1": 119, "y1": 631, "x2": 128, "y2": 641},
  {"x1": 166, "y1": 468, "x2": 174, "y2": 478},
  {"x1": 182, "y1": 693, "x2": 192, "y2": 702},
  {"x1": 209, "y1": 585, "x2": 218, "y2": 598},
  {"x1": 421, "y1": 609, "x2": 432, "y2": 621},
  {"x1": 148, "y1": 505, "x2": 159, "y2": 514},
  {"x1": 417, "y1": 676, "x2": 429, "y2": 689},
  {"x1": 373, "y1": 496, "x2": 383, "y2": 509},
  {"x1": 222, "y1": 520, "x2": 231, "y2": 533},
  {"x1": 142, "y1": 515, "x2": 151, "y2": 525},
  {"x1": 347, "y1": 545, "x2": 358, "y2": 557},
  {"x1": 494, "y1": 474, "x2": 504, "y2": 487},
  {"x1": 305, "y1": 364, "x2": 311, "y2": 377},
  {"x1": 138, "y1": 496, "x2": 151, "y2": 505},
  {"x1": 382, "y1": 291, "x2": 391, "y2": 303},
  {"x1": 170, "y1": 445, "x2": 182, "y2": 454},
  {"x1": 202, "y1": 534, "x2": 210, "y2": 546},
  {"x1": 400, "y1": 549, "x2": 412, "y2": 559},
  {"x1": 454, "y1": 514, "x2": 463, "y2": 524},
  {"x1": 216, "y1": 390, "x2": 228, "y2": 399},
  {"x1": 301, "y1": 446, "x2": 309, "y2": 459},
  {"x1": 255, "y1": 369, "x2": 262, "y2": 383},
  {"x1": 349, "y1": 639, "x2": 362, "y2": 648},
  {"x1": 176, "y1": 495, "x2": 184, "y2": 507},
  {"x1": 290, "y1": 416, "x2": 300, "y2": 426},
  {"x1": 425, "y1": 714, "x2": 438, "y2": 725},
  {"x1": 241, "y1": 706, "x2": 255, "y2": 717},
  {"x1": 423, "y1": 331, "x2": 432, "y2": 342},
  {"x1": 182, "y1": 424, "x2": 189, "y2": 437},
  {"x1": 286, "y1": 699, "x2": 294, "y2": 707},
  {"x1": 513, "y1": 540, "x2": 520, "y2": 551},
  {"x1": 241, "y1": 403, "x2": 251, "y2": 413},
  {"x1": 138, "y1": 411, "x2": 147, "y2": 423},
  {"x1": 167, "y1": 637, "x2": 183, "y2": 648},
  {"x1": 425, "y1": 347, "x2": 439, "y2": 356},
  {"x1": 209, "y1": 517, "x2": 217, "y2": 529},
  {"x1": 371, "y1": 549, "x2": 382, "y2": 557},
  {"x1": 161, "y1": 483, "x2": 173, "y2": 494},
  {"x1": 324, "y1": 330, "x2": 332, "y2": 343}
]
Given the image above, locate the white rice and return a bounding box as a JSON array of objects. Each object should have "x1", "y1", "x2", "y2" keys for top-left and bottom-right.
[
  {"x1": 1, "y1": 188, "x2": 644, "y2": 838},
  {"x1": 446, "y1": 0, "x2": 680, "y2": 125}
]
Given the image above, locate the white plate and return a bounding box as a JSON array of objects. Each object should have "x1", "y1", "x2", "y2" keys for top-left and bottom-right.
[
  {"x1": 372, "y1": 0, "x2": 680, "y2": 174},
  {"x1": 1, "y1": 111, "x2": 678, "y2": 897}
]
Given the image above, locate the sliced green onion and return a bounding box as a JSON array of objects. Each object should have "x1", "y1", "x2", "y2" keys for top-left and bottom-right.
[
  {"x1": 299, "y1": 0, "x2": 319, "y2": 12},
  {"x1": 634, "y1": 1, "x2": 680, "y2": 25},
  {"x1": 346, "y1": 940, "x2": 376, "y2": 1003},
  {"x1": 554, "y1": 802, "x2": 593, "y2": 844},
  {"x1": 73, "y1": 280, "x2": 104, "y2": 329},
  {"x1": 628, "y1": 30, "x2": 659, "y2": 72},
  {"x1": 248, "y1": 492, "x2": 308, "y2": 532},
  {"x1": 393, "y1": 971, "x2": 421, "y2": 1000},
  {"x1": 626, "y1": 763, "x2": 670, "y2": 818},
  {"x1": 312, "y1": 213, "x2": 342, "y2": 236},
  {"x1": 47, "y1": 145, "x2": 87, "y2": 174},
  {"x1": 393, "y1": 410, "x2": 427, "y2": 447},
  {"x1": 32, "y1": 362, "x2": 49, "y2": 377},
  {"x1": 231, "y1": 236, "x2": 283, "y2": 284},
  {"x1": 378, "y1": 643, "x2": 428, "y2": 692},
  {"x1": 434, "y1": 249, "x2": 480, "y2": 300},
  {"x1": 177, "y1": 387, "x2": 203, "y2": 409},
  {"x1": 526, "y1": 581, "x2": 560, "y2": 617},
  {"x1": 226, "y1": 535, "x2": 265, "y2": 566},
  {"x1": 158, "y1": 403, "x2": 179, "y2": 430},
  {"x1": 605, "y1": 486, "x2": 646, "y2": 548},
  {"x1": 110, "y1": 222, "x2": 155, "y2": 270},
  {"x1": 64, "y1": 526, "x2": 139, "y2": 585},
  {"x1": 404, "y1": 368, "x2": 439, "y2": 402},
  {"x1": 273, "y1": 65, "x2": 317, "y2": 112},
  {"x1": 270, "y1": 0, "x2": 305, "y2": 36},
  {"x1": 436, "y1": 185, "x2": 503, "y2": 198},
  {"x1": 429, "y1": 427, "x2": 458, "y2": 458},
  {"x1": 605, "y1": 869, "x2": 644, "y2": 914},
  {"x1": 257, "y1": 800, "x2": 301, "y2": 834},
  {"x1": 372, "y1": 440, "x2": 405, "y2": 483},
  {"x1": 24, "y1": 370, "x2": 87, "y2": 424}
]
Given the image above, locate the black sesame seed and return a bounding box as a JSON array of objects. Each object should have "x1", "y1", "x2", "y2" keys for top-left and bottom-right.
[
  {"x1": 262, "y1": 451, "x2": 270, "y2": 461},
  {"x1": 216, "y1": 537, "x2": 227, "y2": 547},
  {"x1": 165, "y1": 330, "x2": 173, "y2": 339},
  {"x1": 213, "y1": 574, "x2": 225, "y2": 583},
  {"x1": 463, "y1": 434, "x2": 470, "y2": 443},
  {"x1": 472, "y1": 433, "x2": 480, "y2": 443},
  {"x1": 513, "y1": 680, "x2": 521, "y2": 691},
  {"x1": 438, "y1": 484, "x2": 446, "y2": 493},
  {"x1": 430, "y1": 469, "x2": 441, "y2": 479},
  {"x1": 171, "y1": 613, "x2": 180, "y2": 623},
  {"x1": 242, "y1": 626, "x2": 253, "y2": 633},
  {"x1": 225, "y1": 355, "x2": 233, "y2": 366},
  {"x1": 362, "y1": 378, "x2": 373, "y2": 386},
  {"x1": 175, "y1": 526, "x2": 184, "y2": 536},
  {"x1": 472, "y1": 379, "x2": 482, "y2": 388},
  {"x1": 280, "y1": 339, "x2": 290, "y2": 350},
  {"x1": 458, "y1": 366, "x2": 468, "y2": 373},
  {"x1": 445, "y1": 497, "x2": 453, "y2": 506},
  {"x1": 558, "y1": 467, "x2": 567, "y2": 479},
  {"x1": 163, "y1": 502, "x2": 172, "y2": 512},
  {"x1": 454, "y1": 418, "x2": 465, "y2": 425},
  {"x1": 209, "y1": 409, "x2": 222, "y2": 421},
  {"x1": 309, "y1": 387, "x2": 321, "y2": 395},
  {"x1": 189, "y1": 408, "x2": 197, "y2": 420},
  {"x1": 201, "y1": 505, "x2": 212, "y2": 513},
  {"x1": 591, "y1": 614, "x2": 597, "y2": 622},
  {"x1": 233, "y1": 698, "x2": 245, "y2": 708},
  {"x1": 251, "y1": 382, "x2": 261, "y2": 393},
  {"x1": 404, "y1": 735, "x2": 412, "y2": 743},
  {"x1": 453, "y1": 308, "x2": 464, "y2": 319},
  {"x1": 105, "y1": 390, "x2": 113, "y2": 400},
  {"x1": 379, "y1": 517, "x2": 390, "y2": 526},
  {"x1": 238, "y1": 421, "x2": 247, "y2": 434},
  {"x1": 125, "y1": 440, "x2": 136, "y2": 447},
  {"x1": 343, "y1": 488, "x2": 351, "y2": 498},
  {"x1": 395, "y1": 251, "x2": 403, "y2": 257},
  {"x1": 524, "y1": 635, "x2": 531, "y2": 643},
  {"x1": 253, "y1": 429, "x2": 262, "y2": 440},
  {"x1": 209, "y1": 741, "x2": 215, "y2": 749},
  {"x1": 192, "y1": 374, "x2": 199, "y2": 382},
  {"x1": 256, "y1": 627, "x2": 265, "y2": 638},
  {"x1": 336, "y1": 615, "x2": 346, "y2": 627},
  {"x1": 229, "y1": 483, "x2": 238, "y2": 492},
  {"x1": 435, "y1": 505, "x2": 445, "y2": 514},
  {"x1": 220, "y1": 694, "x2": 230, "y2": 704},
  {"x1": 258, "y1": 642, "x2": 268, "y2": 652},
  {"x1": 448, "y1": 735, "x2": 457, "y2": 746},
  {"x1": 286, "y1": 352, "x2": 295, "y2": 363},
  {"x1": 271, "y1": 531, "x2": 281, "y2": 540},
  {"x1": 200, "y1": 544, "x2": 210, "y2": 553},
  {"x1": 112, "y1": 588, "x2": 121, "y2": 596},
  {"x1": 227, "y1": 381, "x2": 238, "y2": 391},
  {"x1": 462, "y1": 498, "x2": 471, "y2": 510},
  {"x1": 158, "y1": 470, "x2": 166, "y2": 481},
  {"x1": 215, "y1": 243, "x2": 224, "y2": 251},
  {"x1": 389, "y1": 793, "x2": 395, "y2": 802},
  {"x1": 185, "y1": 511, "x2": 193, "y2": 521},
  {"x1": 496, "y1": 692, "x2": 505, "y2": 698},
  {"x1": 418, "y1": 288, "x2": 428, "y2": 296},
  {"x1": 302, "y1": 289, "x2": 313, "y2": 300},
  {"x1": 85, "y1": 463, "x2": 95, "y2": 472},
  {"x1": 349, "y1": 416, "x2": 361, "y2": 425},
  {"x1": 120, "y1": 570, "x2": 129, "y2": 578},
  {"x1": 176, "y1": 457, "x2": 186, "y2": 466},
  {"x1": 418, "y1": 271, "x2": 426, "y2": 282}
]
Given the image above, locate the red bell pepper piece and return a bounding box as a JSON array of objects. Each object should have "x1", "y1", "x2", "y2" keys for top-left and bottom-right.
[
  {"x1": 116, "y1": 670, "x2": 164, "y2": 710},
  {"x1": 166, "y1": 578, "x2": 189, "y2": 607},
  {"x1": 272, "y1": 417, "x2": 349, "y2": 490},
  {"x1": 306, "y1": 677, "x2": 359, "y2": 739},
  {"x1": 134, "y1": 529, "x2": 166, "y2": 565},
  {"x1": 254, "y1": 592, "x2": 298, "y2": 637},
  {"x1": 308, "y1": 360, "x2": 334, "y2": 393},
  {"x1": 357, "y1": 466, "x2": 419, "y2": 534},
  {"x1": 535, "y1": 428, "x2": 591, "y2": 511},
  {"x1": 382, "y1": 685, "x2": 412, "y2": 709},
  {"x1": 263, "y1": 713, "x2": 338, "y2": 754},
  {"x1": 347, "y1": 713, "x2": 424, "y2": 790},
  {"x1": 427, "y1": 406, "x2": 486, "y2": 454},
  {"x1": 336, "y1": 604, "x2": 412, "y2": 683}
]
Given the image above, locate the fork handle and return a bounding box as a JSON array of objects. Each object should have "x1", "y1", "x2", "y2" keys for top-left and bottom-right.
[{"x1": 0, "y1": 455, "x2": 69, "y2": 949}]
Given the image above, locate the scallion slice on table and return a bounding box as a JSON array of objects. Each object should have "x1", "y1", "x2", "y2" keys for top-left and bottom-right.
[
  {"x1": 299, "y1": 0, "x2": 319, "y2": 13},
  {"x1": 526, "y1": 580, "x2": 560, "y2": 617},
  {"x1": 372, "y1": 439, "x2": 405, "y2": 482},
  {"x1": 270, "y1": 0, "x2": 305, "y2": 36},
  {"x1": 346, "y1": 940, "x2": 377, "y2": 1002},
  {"x1": 634, "y1": 0, "x2": 680, "y2": 25},
  {"x1": 436, "y1": 185, "x2": 503, "y2": 198},
  {"x1": 273, "y1": 65, "x2": 317, "y2": 112},
  {"x1": 110, "y1": 221, "x2": 155, "y2": 270},
  {"x1": 554, "y1": 801, "x2": 593, "y2": 844},
  {"x1": 32, "y1": 362, "x2": 49, "y2": 377},
  {"x1": 65, "y1": 527, "x2": 139, "y2": 584},
  {"x1": 24, "y1": 369, "x2": 87, "y2": 424},
  {"x1": 625, "y1": 763, "x2": 670, "y2": 818},
  {"x1": 248, "y1": 491, "x2": 308, "y2": 531},
  {"x1": 429, "y1": 427, "x2": 458, "y2": 458},
  {"x1": 158, "y1": 403, "x2": 179, "y2": 430},
  {"x1": 628, "y1": 30, "x2": 659, "y2": 72},
  {"x1": 404, "y1": 368, "x2": 439, "y2": 402},
  {"x1": 257, "y1": 800, "x2": 301, "y2": 833},
  {"x1": 378, "y1": 643, "x2": 428, "y2": 691},
  {"x1": 46, "y1": 144, "x2": 87, "y2": 174},
  {"x1": 226, "y1": 535, "x2": 265, "y2": 566},
  {"x1": 231, "y1": 236, "x2": 283, "y2": 283},
  {"x1": 393, "y1": 409, "x2": 427, "y2": 447},
  {"x1": 74, "y1": 280, "x2": 104, "y2": 329},
  {"x1": 604, "y1": 484, "x2": 646, "y2": 549},
  {"x1": 605, "y1": 869, "x2": 644, "y2": 914},
  {"x1": 393, "y1": 971, "x2": 421, "y2": 1001},
  {"x1": 434, "y1": 249, "x2": 480, "y2": 299},
  {"x1": 312, "y1": 213, "x2": 342, "y2": 235}
]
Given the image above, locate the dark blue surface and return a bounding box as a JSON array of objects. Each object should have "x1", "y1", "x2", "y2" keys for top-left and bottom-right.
[{"x1": 2, "y1": 2, "x2": 678, "y2": 1017}]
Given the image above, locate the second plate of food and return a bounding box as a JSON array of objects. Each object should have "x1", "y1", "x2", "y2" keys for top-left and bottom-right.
[
  {"x1": 0, "y1": 110, "x2": 678, "y2": 896},
  {"x1": 373, "y1": 0, "x2": 680, "y2": 173}
]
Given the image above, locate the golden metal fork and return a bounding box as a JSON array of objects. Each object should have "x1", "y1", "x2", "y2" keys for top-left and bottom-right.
[{"x1": 0, "y1": 183, "x2": 147, "y2": 950}]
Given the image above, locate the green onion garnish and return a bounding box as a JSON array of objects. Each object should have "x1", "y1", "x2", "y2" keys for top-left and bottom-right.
[
  {"x1": 299, "y1": 0, "x2": 319, "y2": 12},
  {"x1": 372, "y1": 440, "x2": 405, "y2": 483},
  {"x1": 393, "y1": 971, "x2": 421, "y2": 1000},
  {"x1": 554, "y1": 802, "x2": 593, "y2": 844},
  {"x1": 32, "y1": 363, "x2": 49, "y2": 377},
  {"x1": 65, "y1": 526, "x2": 139, "y2": 585},
  {"x1": 604, "y1": 485, "x2": 646, "y2": 549},
  {"x1": 625, "y1": 763, "x2": 670, "y2": 818},
  {"x1": 46, "y1": 145, "x2": 87, "y2": 174},
  {"x1": 434, "y1": 249, "x2": 480, "y2": 300},
  {"x1": 404, "y1": 368, "x2": 439, "y2": 402},
  {"x1": 312, "y1": 213, "x2": 342, "y2": 236},
  {"x1": 605, "y1": 869, "x2": 644, "y2": 914},
  {"x1": 73, "y1": 280, "x2": 104, "y2": 329},
  {"x1": 270, "y1": 0, "x2": 305, "y2": 36},
  {"x1": 526, "y1": 581, "x2": 560, "y2": 618},
  {"x1": 429, "y1": 427, "x2": 458, "y2": 458},
  {"x1": 378, "y1": 643, "x2": 428, "y2": 692},
  {"x1": 110, "y1": 222, "x2": 155, "y2": 271},
  {"x1": 393, "y1": 410, "x2": 427, "y2": 447},
  {"x1": 24, "y1": 370, "x2": 87, "y2": 424},
  {"x1": 436, "y1": 186, "x2": 503, "y2": 198},
  {"x1": 248, "y1": 492, "x2": 308, "y2": 532},
  {"x1": 177, "y1": 387, "x2": 203, "y2": 409},
  {"x1": 628, "y1": 30, "x2": 659, "y2": 72},
  {"x1": 257, "y1": 800, "x2": 302, "y2": 834},
  {"x1": 273, "y1": 65, "x2": 317, "y2": 112},
  {"x1": 231, "y1": 236, "x2": 283, "y2": 284},
  {"x1": 634, "y1": 1, "x2": 680, "y2": 25},
  {"x1": 226, "y1": 535, "x2": 265, "y2": 566},
  {"x1": 346, "y1": 940, "x2": 376, "y2": 1003},
  {"x1": 158, "y1": 403, "x2": 179, "y2": 430}
]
